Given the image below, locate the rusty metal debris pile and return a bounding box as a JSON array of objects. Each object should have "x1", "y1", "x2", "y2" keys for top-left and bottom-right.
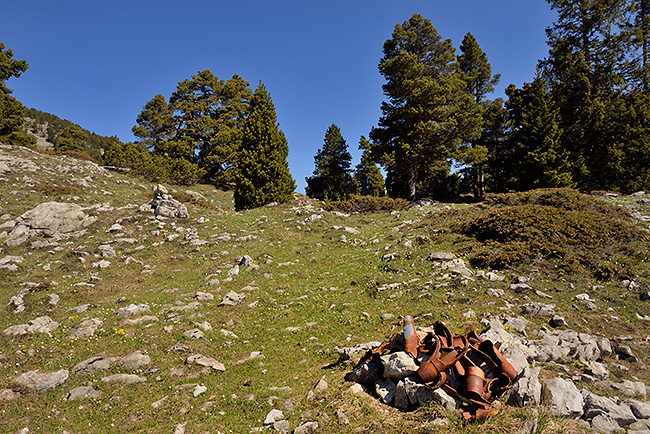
[{"x1": 345, "y1": 316, "x2": 518, "y2": 420}]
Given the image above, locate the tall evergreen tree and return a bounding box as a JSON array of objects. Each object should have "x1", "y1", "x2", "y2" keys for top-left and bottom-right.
[
  {"x1": 506, "y1": 75, "x2": 574, "y2": 190},
  {"x1": 368, "y1": 14, "x2": 482, "y2": 199},
  {"x1": 542, "y1": 0, "x2": 628, "y2": 190},
  {"x1": 305, "y1": 124, "x2": 353, "y2": 201},
  {"x1": 354, "y1": 143, "x2": 385, "y2": 197},
  {"x1": 234, "y1": 82, "x2": 295, "y2": 210},
  {"x1": 0, "y1": 42, "x2": 35, "y2": 146},
  {"x1": 457, "y1": 32, "x2": 501, "y2": 200},
  {"x1": 132, "y1": 94, "x2": 176, "y2": 156}
]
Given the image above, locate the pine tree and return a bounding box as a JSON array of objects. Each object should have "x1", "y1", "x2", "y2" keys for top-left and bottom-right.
[
  {"x1": 354, "y1": 142, "x2": 385, "y2": 197},
  {"x1": 0, "y1": 42, "x2": 35, "y2": 147},
  {"x1": 305, "y1": 124, "x2": 353, "y2": 201},
  {"x1": 457, "y1": 32, "x2": 501, "y2": 200},
  {"x1": 368, "y1": 14, "x2": 482, "y2": 199},
  {"x1": 234, "y1": 82, "x2": 295, "y2": 210},
  {"x1": 542, "y1": 0, "x2": 628, "y2": 190},
  {"x1": 506, "y1": 76, "x2": 574, "y2": 190}
]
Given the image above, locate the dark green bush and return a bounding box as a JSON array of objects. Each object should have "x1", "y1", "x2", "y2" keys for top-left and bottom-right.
[{"x1": 324, "y1": 194, "x2": 410, "y2": 213}]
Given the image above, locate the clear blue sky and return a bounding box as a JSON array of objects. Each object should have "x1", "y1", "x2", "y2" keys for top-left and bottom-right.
[{"x1": 3, "y1": 1, "x2": 556, "y2": 193}]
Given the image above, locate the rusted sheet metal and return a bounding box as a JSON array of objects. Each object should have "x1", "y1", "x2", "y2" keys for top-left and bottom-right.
[{"x1": 354, "y1": 316, "x2": 518, "y2": 422}]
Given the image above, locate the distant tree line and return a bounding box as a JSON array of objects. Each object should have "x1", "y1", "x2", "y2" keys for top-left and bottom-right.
[{"x1": 3, "y1": 0, "x2": 650, "y2": 209}]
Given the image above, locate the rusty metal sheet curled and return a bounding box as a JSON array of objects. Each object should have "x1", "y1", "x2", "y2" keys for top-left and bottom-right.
[{"x1": 355, "y1": 316, "x2": 519, "y2": 421}]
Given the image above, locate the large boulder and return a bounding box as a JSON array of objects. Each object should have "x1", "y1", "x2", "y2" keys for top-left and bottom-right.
[
  {"x1": 541, "y1": 377, "x2": 584, "y2": 418},
  {"x1": 5, "y1": 202, "x2": 96, "y2": 246}
]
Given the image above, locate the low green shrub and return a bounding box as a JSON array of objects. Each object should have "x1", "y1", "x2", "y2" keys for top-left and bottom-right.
[{"x1": 324, "y1": 194, "x2": 410, "y2": 213}]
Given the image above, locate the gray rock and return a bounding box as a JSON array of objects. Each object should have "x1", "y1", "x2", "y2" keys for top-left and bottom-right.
[
  {"x1": 541, "y1": 378, "x2": 583, "y2": 418},
  {"x1": 427, "y1": 252, "x2": 456, "y2": 261},
  {"x1": 195, "y1": 291, "x2": 214, "y2": 301},
  {"x1": 0, "y1": 388, "x2": 20, "y2": 401},
  {"x1": 504, "y1": 316, "x2": 529, "y2": 334},
  {"x1": 148, "y1": 184, "x2": 189, "y2": 218},
  {"x1": 627, "y1": 399, "x2": 650, "y2": 419},
  {"x1": 518, "y1": 419, "x2": 539, "y2": 434},
  {"x1": 401, "y1": 376, "x2": 458, "y2": 409},
  {"x1": 381, "y1": 351, "x2": 419, "y2": 380},
  {"x1": 14, "y1": 369, "x2": 69, "y2": 391},
  {"x1": 116, "y1": 303, "x2": 150, "y2": 316},
  {"x1": 64, "y1": 386, "x2": 102, "y2": 401},
  {"x1": 617, "y1": 345, "x2": 639, "y2": 363},
  {"x1": 72, "y1": 355, "x2": 117, "y2": 374},
  {"x1": 375, "y1": 378, "x2": 396, "y2": 405},
  {"x1": 97, "y1": 244, "x2": 116, "y2": 258},
  {"x1": 182, "y1": 328, "x2": 204, "y2": 339},
  {"x1": 4, "y1": 202, "x2": 96, "y2": 246},
  {"x1": 549, "y1": 315, "x2": 568, "y2": 328},
  {"x1": 101, "y1": 374, "x2": 146, "y2": 385},
  {"x1": 69, "y1": 318, "x2": 103, "y2": 339},
  {"x1": 345, "y1": 360, "x2": 381, "y2": 384},
  {"x1": 274, "y1": 419, "x2": 290, "y2": 434},
  {"x1": 123, "y1": 315, "x2": 159, "y2": 326},
  {"x1": 394, "y1": 380, "x2": 409, "y2": 410},
  {"x1": 173, "y1": 422, "x2": 187, "y2": 434},
  {"x1": 47, "y1": 293, "x2": 59, "y2": 307},
  {"x1": 608, "y1": 380, "x2": 647, "y2": 398},
  {"x1": 219, "y1": 290, "x2": 244, "y2": 306},
  {"x1": 3, "y1": 316, "x2": 59, "y2": 336},
  {"x1": 264, "y1": 409, "x2": 284, "y2": 425},
  {"x1": 590, "y1": 414, "x2": 625, "y2": 434},
  {"x1": 520, "y1": 302, "x2": 556, "y2": 317},
  {"x1": 294, "y1": 421, "x2": 318, "y2": 434},
  {"x1": 585, "y1": 361, "x2": 609, "y2": 381},
  {"x1": 479, "y1": 317, "x2": 516, "y2": 347},
  {"x1": 507, "y1": 367, "x2": 542, "y2": 407},
  {"x1": 185, "y1": 354, "x2": 225, "y2": 371},
  {"x1": 510, "y1": 283, "x2": 532, "y2": 293},
  {"x1": 334, "y1": 341, "x2": 381, "y2": 363},
  {"x1": 119, "y1": 350, "x2": 151, "y2": 370},
  {"x1": 583, "y1": 390, "x2": 637, "y2": 427},
  {"x1": 501, "y1": 345, "x2": 529, "y2": 375},
  {"x1": 485, "y1": 287, "x2": 505, "y2": 297}
]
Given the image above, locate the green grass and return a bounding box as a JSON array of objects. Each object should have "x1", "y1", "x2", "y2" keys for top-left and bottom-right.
[{"x1": 0, "y1": 147, "x2": 649, "y2": 433}]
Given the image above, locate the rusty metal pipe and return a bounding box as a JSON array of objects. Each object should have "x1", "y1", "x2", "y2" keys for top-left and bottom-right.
[{"x1": 403, "y1": 315, "x2": 418, "y2": 358}]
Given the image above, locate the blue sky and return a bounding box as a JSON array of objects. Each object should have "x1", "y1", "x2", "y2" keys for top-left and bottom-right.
[{"x1": 3, "y1": 1, "x2": 556, "y2": 193}]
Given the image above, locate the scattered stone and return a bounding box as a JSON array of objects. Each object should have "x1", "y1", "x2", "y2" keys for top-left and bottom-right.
[
  {"x1": 541, "y1": 377, "x2": 583, "y2": 418},
  {"x1": 3, "y1": 316, "x2": 59, "y2": 336},
  {"x1": 185, "y1": 354, "x2": 225, "y2": 371},
  {"x1": 47, "y1": 293, "x2": 59, "y2": 307},
  {"x1": 507, "y1": 367, "x2": 542, "y2": 407},
  {"x1": 294, "y1": 421, "x2": 318, "y2": 434},
  {"x1": 116, "y1": 303, "x2": 150, "y2": 316},
  {"x1": 182, "y1": 328, "x2": 204, "y2": 339},
  {"x1": 119, "y1": 350, "x2": 151, "y2": 370},
  {"x1": 264, "y1": 409, "x2": 284, "y2": 425},
  {"x1": 69, "y1": 318, "x2": 103, "y2": 339},
  {"x1": 0, "y1": 388, "x2": 19, "y2": 401},
  {"x1": 66, "y1": 304, "x2": 90, "y2": 314},
  {"x1": 235, "y1": 351, "x2": 264, "y2": 365},
  {"x1": 64, "y1": 386, "x2": 102, "y2": 401},
  {"x1": 123, "y1": 315, "x2": 159, "y2": 326},
  {"x1": 616, "y1": 345, "x2": 639, "y2": 363},
  {"x1": 219, "y1": 291, "x2": 244, "y2": 306},
  {"x1": 14, "y1": 369, "x2": 69, "y2": 391},
  {"x1": 193, "y1": 385, "x2": 207, "y2": 397},
  {"x1": 380, "y1": 351, "x2": 419, "y2": 380},
  {"x1": 101, "y1": 374, "x2": 146, "y2": 385},
  {"x1": 72, "y1": 355, "x2": 117, "y2": 374},
  {"x1": 375, "y1": 378, "x2": 396, "y2": 405},
  {"x1": 549, "y1": 315, "x2": 568, "y2": 328},
  {"x1": 147, "y1": 185, "x2": 189, "y2": 218},
  {"x1": 195, "y1": 291, "x2": 214, "y2": 301},
  {"x1": 97, "y1": 244, "x2": 116, "y2": 258},
  {"x1": 173, "y1": 422, "x2": 187, "y2": 434}
]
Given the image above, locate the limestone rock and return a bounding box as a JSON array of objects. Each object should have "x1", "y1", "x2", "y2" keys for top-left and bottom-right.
[
  {"x1": 219, "y1": 291, "x2": 244, "y2": 306},
  {"x1": 14, "y1": 369, "x2": 69, "y2": 391},
  {"x1": 64, "y1": 386, "x2": 102, "y2": 401},
  {"x1": 185, "y1": 354, "x2": 225, "y2": 371},
  {"x1": 507, "y1": 367, "x2": 542, "y2": 407},
  {"x1": 3, "y1": 316, "x2": 59, "y2": 336},
  {"x1": 541, "y1": 378, "x2": 583, "y2": 418},
  {"x1": 148, "y1": 185, "x2": 189, "y2": 218},
  {"x1": 119, "y1": 350, "x2": 151, "y2": 370},
  {"x1": 101, "y1": 374, "x2": 146, "y2": 385},
  {"x1": 72, "y1": 355, "x2": 117, "y2": 374},
  {"x1": 5, "y1": 202, "x2": 96, "y2": 246},
  {"x1": 69, "y1": 318, "x2": 103, "y2": 339},
  {"x1": 380, "y1": 351, "x2": 419, "y2": 380},
  {"x1": 375, "y1": 378, "x2": 396, "y2": 405},
  {"x1": 294, "y1": 422, "x2": 318, "y2": 434}
]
